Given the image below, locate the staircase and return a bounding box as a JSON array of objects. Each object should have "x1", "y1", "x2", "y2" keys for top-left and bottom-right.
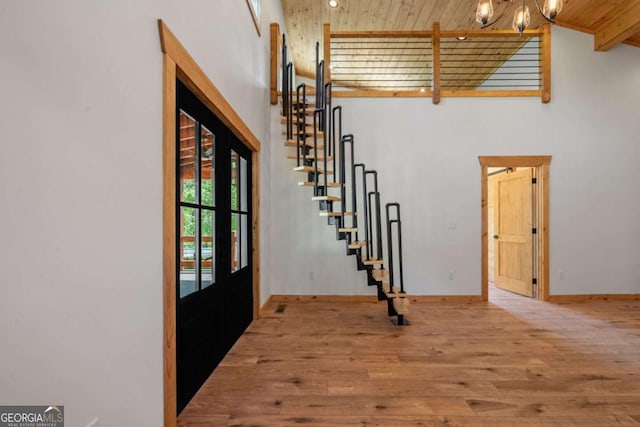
[{"x1": 281, "y1": 37, "x2": 410, "y2": 326}]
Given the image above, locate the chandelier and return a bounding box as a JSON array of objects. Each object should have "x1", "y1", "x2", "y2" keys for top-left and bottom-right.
[{"x1": 475, "y1": 0, "x2": 563, "y2": 34}]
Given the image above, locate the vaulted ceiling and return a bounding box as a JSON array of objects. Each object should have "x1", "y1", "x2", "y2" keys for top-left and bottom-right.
[{"x1": 281, "y1": 0, "x2": 640, "y2": 82}]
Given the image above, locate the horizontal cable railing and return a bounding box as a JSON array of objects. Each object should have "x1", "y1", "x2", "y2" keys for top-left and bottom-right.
[
  {"x1": 330, "y1": 38, "x2": 433, "y2": 92},
  {"x1": 270, "y1": 22, "x2": 550, "y2": 104},
  {"x1": 324, "y1": 23, "x2": 550, "y2": 103},
  {"x1": 328, "y1": 23, "x2": 549, "y2": 103}
]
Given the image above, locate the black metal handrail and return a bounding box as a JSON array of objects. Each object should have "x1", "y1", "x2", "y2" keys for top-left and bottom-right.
[
  {"x1": 364, "y1": 170, "x2": 383, "y2": 264},
  {"x1": 281, "y1": 34, "x2": 287, "y2": 118},
  {"x1": 295, "y1": 84, "x2": 307, "y2": 167},
  {"x1": 386, "y1": 203, "x2": 405, "y2": 294},
  {"x1": 324, "y1": 82, "x2": 333, "y2": 157},
  {"x1": 315, "y1": 42, "x2": 325, "y2": 131},
  {"x1": 312, "y1": 108, "x2": 324, "y2": 194},
  {"x1": 339, "y1": 134, "x2": 356, "y2": 229},
  {"x1": 354, "y1": 163, "x2": 367, "y2": 247},
  {"x1": 323, "y1": 82, "x2": 332, "y2": 191},
  {"x1": 331, "y1": 106, "x2": 342, "y2": 184},
  {"x1": 287, "y1": 62, "x2": 293, "y2": 141},
  {"x1": 367, "y1": 191, "x2": 383, "y2": 264}
]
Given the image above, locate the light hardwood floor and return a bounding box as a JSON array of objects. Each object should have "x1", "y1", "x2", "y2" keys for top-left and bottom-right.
[{"x1": 178, "y1": 289, "x2": 640, "y2": 426}]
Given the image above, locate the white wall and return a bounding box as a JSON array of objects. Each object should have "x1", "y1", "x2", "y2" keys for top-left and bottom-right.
[
  {"x1": 271, "y1": 26, "x2": 640, "y2": 297},
  {"x1": 0, "y1": 0, "x2": 283, "y2": 425}
]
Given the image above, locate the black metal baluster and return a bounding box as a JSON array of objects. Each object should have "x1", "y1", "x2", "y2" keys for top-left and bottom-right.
[
  {"x1": 332, "y1": 106, "x2": 342, "y2": 184},
  {"x1": 356, "y1": 165, "x2": 368, "y2": 259},
  {"x1": 281, "y1": 34, "x2": 287, "y2": 118},
  {"x1": 313, "y1": 109, "x2": 323, "y2": 195},
  {"x1": 323, "y1": 82, "x2": 331, "y2": 192},
  {"x1": 296, "y1": 84, "x2": 307, "y2": 167}
]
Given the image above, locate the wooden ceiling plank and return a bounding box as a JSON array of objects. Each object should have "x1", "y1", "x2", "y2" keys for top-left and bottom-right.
[{"x1": 594, "y1": 0, "x2": 640, "y2": 51}]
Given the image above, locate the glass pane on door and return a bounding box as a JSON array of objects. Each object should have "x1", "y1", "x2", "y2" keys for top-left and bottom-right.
[
  {"x1": 179, "y1": 111, "x2": 197, "y2": 204},
  {"x1": 231, "y1": 213, "x2": 240, "y2": 273},
  {"x1": 240, "y1": 156, "x2": 247, "y2": 211},
  {"x1": 180, "y1": 207, "x2": 197, "y2": 298},
  {"x1": 241, "y1": 214, "x2": 248, "y2": 269},
  {"x1": 230, "y1": 150, "x2": 239, "y2": 211},
  {"x1": 201, "y1": 126, "x2": 215, "y2": 207},
  {"x1": 201, "y1": 209, "x2": 215, "y2": 288}
]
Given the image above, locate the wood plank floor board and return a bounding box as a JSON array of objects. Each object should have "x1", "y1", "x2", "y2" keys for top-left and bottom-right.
[
  {"x1": 177, "y1": 288, "x2": 640, "y2": 426},
  {"x1": 221, "y1": 414, "x2": 640, "y2": 426}
]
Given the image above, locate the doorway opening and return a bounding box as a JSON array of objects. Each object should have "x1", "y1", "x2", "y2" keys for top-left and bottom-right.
[{"x1": 479, "y1": 156, "x2": 551, "y2": 302}]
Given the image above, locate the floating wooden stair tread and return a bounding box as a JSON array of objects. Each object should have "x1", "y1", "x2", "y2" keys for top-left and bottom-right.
[
  {"x1": 348, "y1": 241, "x2": 367, "y2": 249},
  {"x1": 298, "y1": 181, "x2": 342, "y2": 188},
  {"x1": 288, "y1": 108, "x2": 316, "y2": 117},
  {"x1": 382, "y1": 283, "x2": 399, "y2": 294},
  {"x1": 293, "y1": 166, "x2": 333, "y2": 175},
  {"x1": 312, "y1": 195, "x2": 341, "y2": 202},
  {"x1": 338, "y1": 227, "x2": 358, "y2": 233},
  {"x1": 282, "y1": 127, "x2": 323, "y2": 136},
  {"x1": 282, "y1": 122, "x2": 323, "y2": 130},
  {"x1": 319, "y1": 211, "x2": 356, "y2": 217},
  {"x1": 280, "y1": 100, "x2": 315, "y2": 110},
  {"x1": 363, "y1": 258, "x2": 384, "y2": 266},
  {"x1": 290, "y1": 100, "x2": 316, "y2": 108},
  {"x1": 392, "y1": 297, "x2": 410, "y2": 315},
  {"x1": 284, "y1": 139, "x2": 324, "y2": 149},
  {"x1": 288, "y1": 108, "x2": 315, "y2": 116},
  {"x1": 281, "y1": 116, "x2": 314, "y2": 125},
  {"x1": 372, "y1": 269, "x2": 388, "y2": 282},
  {"x1": 287, "y1": 154, "x2": 333, "y2": 161}
]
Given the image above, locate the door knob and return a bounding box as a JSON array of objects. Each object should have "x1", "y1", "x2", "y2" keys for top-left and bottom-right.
[{"x1": 493, "y1": 235, "x2": 499, "y2": 239}]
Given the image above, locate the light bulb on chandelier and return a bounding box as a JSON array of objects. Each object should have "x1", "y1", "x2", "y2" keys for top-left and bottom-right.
[{"x1": 475, "y1": 0, "x2": 563, "y2": 34}]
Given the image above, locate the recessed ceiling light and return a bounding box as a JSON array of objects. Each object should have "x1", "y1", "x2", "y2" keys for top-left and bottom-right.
[
  {"x1": 328, "y1": 0, "x2": 338, "y2": 8},
  {"x1": 419, "y1": 87, "x2": 426, "y2": 93},
  {"x1": 457, "y1": 36, "x2": 468, "y2": 41}
]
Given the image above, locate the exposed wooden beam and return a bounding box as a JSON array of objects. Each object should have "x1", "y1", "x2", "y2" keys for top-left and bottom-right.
[
  {"x1": 542, "y1": 23, "x2": 551, "y2": 104},
  {"x1": 594, "y1": 0, "x2": 640, "y2": 51},
  {"x1": 432, "y1": 22, "x2": 441, "y2": 105},
  {"x1": 323, "y1": 23, "x2": 331, "y2": 84}
]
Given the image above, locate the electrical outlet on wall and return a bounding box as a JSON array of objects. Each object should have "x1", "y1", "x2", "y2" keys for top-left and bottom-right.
[{"x1": 448, "y1": 271, "x2": 454, "y2": 280}]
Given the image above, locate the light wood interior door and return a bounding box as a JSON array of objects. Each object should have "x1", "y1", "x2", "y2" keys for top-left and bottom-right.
[{"x1": 493, "y1": 168, "x2": 533, "y2": 297}]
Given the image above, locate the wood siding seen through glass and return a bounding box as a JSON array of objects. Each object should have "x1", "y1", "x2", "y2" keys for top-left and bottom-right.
[{"x1": 179, "y1": 110, "x2": 216, "y2": 297}]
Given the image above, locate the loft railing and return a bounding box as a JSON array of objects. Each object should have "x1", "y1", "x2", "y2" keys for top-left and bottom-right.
[
  {"x1": 325, "y1": 22, "x2": 551, "y2": 103},
  {"x1": 271, "y1": 22, "x2": 551, "y2": 104}
]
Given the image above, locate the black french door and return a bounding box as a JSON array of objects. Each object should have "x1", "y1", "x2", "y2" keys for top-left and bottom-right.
[{"x1": 175, "y1": 80, "x2": 253, "y2": 413}]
